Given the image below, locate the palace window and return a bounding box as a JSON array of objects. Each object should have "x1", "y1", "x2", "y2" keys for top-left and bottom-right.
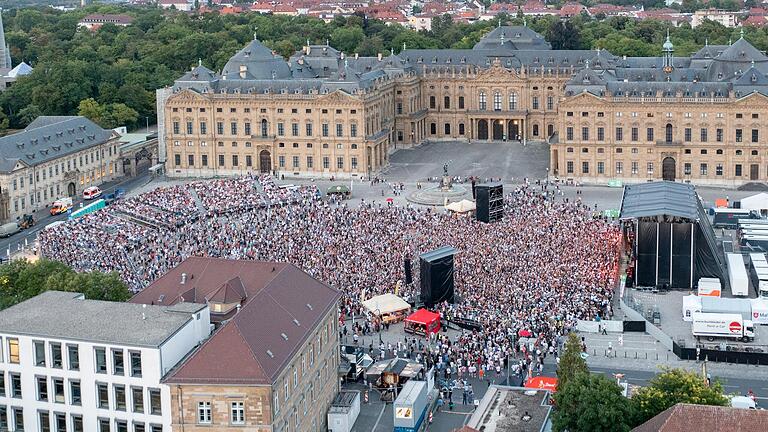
[
  {"x1": 479, "y1": 91, "x2": 487, "y2": 110},
  {"x1": 509, "y1": 93, "x2": 518, "y2": 110},
  {"x1": 493, "y1": 92, "x2": 502, "y2": 111}
]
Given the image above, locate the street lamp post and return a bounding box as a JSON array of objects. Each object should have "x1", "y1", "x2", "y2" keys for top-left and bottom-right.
[{"x1": 374, "y1": 308, "x2": 383, "y2": 346}]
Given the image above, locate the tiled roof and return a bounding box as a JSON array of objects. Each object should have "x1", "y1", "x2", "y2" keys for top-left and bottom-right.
[
  {"x1": 633, "y1": 403, "x2": 768, "y2": 432},
  {"x1": 131, "y1": 257, "x2": 341, "y2": 385}
]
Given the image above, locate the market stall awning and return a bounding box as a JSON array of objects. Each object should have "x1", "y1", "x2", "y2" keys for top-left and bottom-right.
[
  {"x1": 362, "y1": 293, "x2": 411, "y2": 315},
  {"x1": 406, "y1": 308, "x2": 440, "y2": 326},
  {"x1": 327, "y1": 185, "x2": 350, "y2": 195},
  {"x1": 445, "y1": 199, "x2": 476, "y2": 213}
]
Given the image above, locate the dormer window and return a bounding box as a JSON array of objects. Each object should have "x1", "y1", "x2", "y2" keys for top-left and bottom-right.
[{"x1": 752, "y1": 74, "x2": 758, "y2": 83}]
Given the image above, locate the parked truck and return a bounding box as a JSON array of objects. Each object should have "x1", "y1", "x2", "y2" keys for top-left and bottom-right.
[
  {"x1": 692, "y1": 312, "x2": 755, "y2": 342},
  {"x1": 726, "y1": 253, "x2": 749, "y2": 297}
]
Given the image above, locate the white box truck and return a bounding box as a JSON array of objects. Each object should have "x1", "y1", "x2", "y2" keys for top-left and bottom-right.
[
  {"x1": 697, "y1": 277, "x2": 722, "y2": 297},
  {"x1": 692, "y1": 312, "x2": 755, "y2": 342},
  {"x1": 726, "y1": 253, "x2": 750, "y2": 297}
]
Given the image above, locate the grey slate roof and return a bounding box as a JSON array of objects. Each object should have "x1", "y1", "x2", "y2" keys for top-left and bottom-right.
[
  {"x1": 172, "y1": 28, "x2": 768, "y2": 101},
  {"x1": 0, "y1": 116, "x2": 114, "y2": 174},
  {"x1": 0, "y1": 291, "x2": 205, "y2": 347},
  {"x1": 620, "y1": 181, "x2": 701, "y2": 221},
  {"x1": 222, "y1": 39, "x2": 292, "y2": 80}
]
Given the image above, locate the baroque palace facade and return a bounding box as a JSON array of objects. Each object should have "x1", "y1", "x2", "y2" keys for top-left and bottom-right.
[{"x1": 162, "y1": 26, "x2": 768, "y2": 185}]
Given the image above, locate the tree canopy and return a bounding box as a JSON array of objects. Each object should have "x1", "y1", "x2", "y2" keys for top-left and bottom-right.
[
  {"x1": 1, "y1": 5, "x2": 766, "y2": 131},
  {"x1": 0, "y1": 258, "x2": 131, "y2": 310},
  {"x1": 557, "y1": 332, "x2": 588, "y2": 390},
  {"x1": 631, "y1": 368, "x2": 729, "y2": 425},
  {"x1": 553, "y1": 373, "x2": 634, "y2": 432}
]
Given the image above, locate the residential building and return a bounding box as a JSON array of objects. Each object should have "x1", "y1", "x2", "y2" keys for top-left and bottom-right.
[
  {"x1": 130, "y1": 257, "x2": 342, "y2": 432},
  {"x1": 0, "y1": 291, "x2": 211, "y2": 432},
  {"x1": 692, "y1": 9, "x2": 740, "y2": 28},
  {"x1": 632, "y1": 403, "x2": 768, "y2": 431},
  {"x1": 0, "y1": 116, "x2": 122, "y2": 223},
  {"x1": 158, "y1": 0, "x2": 193, "y2": 12},
  {"x1": 77, "y1": 14, "x2": 134, "y2": 31}
]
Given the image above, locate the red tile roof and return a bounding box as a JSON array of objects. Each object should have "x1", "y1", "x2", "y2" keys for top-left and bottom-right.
[
  {"x1": 744, "y1": 15, "x2": 768, "y2": 27},
  {"x1": 131, "y1": 257, "x2": 341, "y2": 385},
  {"x1": 632, "y1": 403, "x2": 768, "y2": 432}
]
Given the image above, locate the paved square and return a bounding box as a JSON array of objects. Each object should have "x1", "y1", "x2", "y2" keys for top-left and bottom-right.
[{"x1": 385, "y1": 140, "x2": 550, "y2": 183}]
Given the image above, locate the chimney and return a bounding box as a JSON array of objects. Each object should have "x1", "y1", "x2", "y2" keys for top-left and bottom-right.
[
  {"x1": 239, "y1": 65, "x2": 247, "y2": 79},
  {"x1": 236, "y1": 304, "x2": 241, "y2": 314},
  {"x1": 377, "y1": 53, "x2": 382, "y2": 61},
  {"x1": 181, "y1": 273, "x2": 187, "y2": 284},
  {"x1": 355, "y1": 53, "x2": 359, "y2": 59}
]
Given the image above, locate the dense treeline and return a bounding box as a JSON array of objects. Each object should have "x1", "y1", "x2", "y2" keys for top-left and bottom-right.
[{"x1": 1, "y1": 5, "x2": 767, "y2": 131}]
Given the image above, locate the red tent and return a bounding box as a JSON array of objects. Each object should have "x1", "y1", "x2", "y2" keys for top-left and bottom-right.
[
  {"x1": 524, "y1": 376, "x2": 558, "y2": 392},
  {"x1": 404, "y1": 308, "x2": 441, "y2": 335}
]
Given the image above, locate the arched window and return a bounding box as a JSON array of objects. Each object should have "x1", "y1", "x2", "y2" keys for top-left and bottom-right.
[
  {"x1": 479, "y1": 91, "x2": 487, "y2": 110},
  {"x1": 493, "y1": 92, "x2": 502, "y2": 111},
  {"x1": 665, "y1": 123, "x2": 673, "y2": 143},
  {"x1": 509, "y1": 92, "x2": 518, "y2": 110}
]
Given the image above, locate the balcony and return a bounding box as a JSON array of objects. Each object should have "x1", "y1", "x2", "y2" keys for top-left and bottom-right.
[{"x1": 656, "y1": 140, "x2": 683, "y2": 147}]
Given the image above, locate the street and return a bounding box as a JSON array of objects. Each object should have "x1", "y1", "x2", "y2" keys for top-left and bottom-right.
[{"x1": 0, "y1": 171, "x2": 153, "y2": 256}]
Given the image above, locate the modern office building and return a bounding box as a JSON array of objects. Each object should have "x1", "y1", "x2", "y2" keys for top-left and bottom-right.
[{"x1": 0, "y1": 291, "x2": 211, "y2": 432}]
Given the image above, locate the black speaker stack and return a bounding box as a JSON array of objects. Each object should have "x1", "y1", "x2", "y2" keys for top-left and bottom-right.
[
  {"x1": 419, "y1": 246, "x2": 457, "y2": 308},
  {"x1": 475, "y1": 183, "x2": 504, "y2": 223},
  {"x1": 404, "y1": 257, "x2": 413, "y2": 285}
]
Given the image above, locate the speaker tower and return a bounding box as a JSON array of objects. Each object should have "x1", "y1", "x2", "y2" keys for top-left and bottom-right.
[{"x1": 475, "y1": 183, "x2": 504, "y2": 223}]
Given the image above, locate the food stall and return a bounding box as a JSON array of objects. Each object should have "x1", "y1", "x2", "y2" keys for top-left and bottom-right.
[
  {"x1": 404, "y1": 309, "x2": 441, "y2": 336},
  {"x1": 366, "y1": 358, "x2": 425, "y2": 401},
  {"x1": 362, "y1": 293, "x2": 412, "y2": 324}
]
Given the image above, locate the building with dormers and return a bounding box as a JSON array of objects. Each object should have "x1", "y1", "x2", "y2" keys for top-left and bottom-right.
[
  {"x1": 162, "y1": 26, "x2": 768, "y2": 186},
  {"x1": 0, "y1": 116, "x2": 122, "y2": 223},
  {"x1": 553, "y1": 30, "x2": 768, "y2": 186},
  {"x1": 129, "y1": 257, "x2": 341, "y2": 432}
]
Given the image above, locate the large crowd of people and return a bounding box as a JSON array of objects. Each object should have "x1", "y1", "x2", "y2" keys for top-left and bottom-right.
[{"x1": 40, "y1": 174, "x2": 620, "y2": 383}]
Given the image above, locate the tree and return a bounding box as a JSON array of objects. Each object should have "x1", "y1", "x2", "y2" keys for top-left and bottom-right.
[
  {"x1": 0, "y1": 110, "x2": 9, "y2": 135},
  {"x1": 557, "y1": 332, "x2": 588, "y2": 390},
  {"x1": 0, "y1": 258, "x2": 130, "y2": 310},
  {"x1": 330, "y1": 27, "x2": 365, "y2": 54},
  {"x1": 17, "y1": 104, "x2": 41, "y2": 126},
  {"x1": 78, "y1": 98, "x2": 106, "y2": 125},
  {"x1": 552, "y1": 373, "x2": 634, "y2": 432},
  {"x1": 547, "y1": 20, "x2": 582, "y2": 50},
  {"x1": 77, "y1": 98, "x2": 139, "y2": 129},
  {"x1": 631, "y1": 368, "x2": 729, "y2": 425}
]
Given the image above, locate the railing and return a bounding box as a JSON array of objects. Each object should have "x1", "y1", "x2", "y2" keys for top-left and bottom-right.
[{"x1": 655, "y1": 140, "x2": 683, "y2": 146}]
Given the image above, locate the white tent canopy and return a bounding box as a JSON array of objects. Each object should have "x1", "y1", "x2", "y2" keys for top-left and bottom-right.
[
  {"x1": 445, "y1": 199, "x2": 476, "y2": 213},
  {"x1": 740, "y1": 192, "x2": 768, "y2": 215},
  {"x1": 362, "y1": 293, "x2": 411, "y2": 315}
]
